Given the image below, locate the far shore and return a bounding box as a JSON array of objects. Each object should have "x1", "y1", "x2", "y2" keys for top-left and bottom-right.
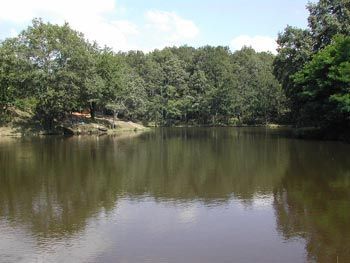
[{"x1": 1, "y1": 115, "x2": 348, "y2": 143}]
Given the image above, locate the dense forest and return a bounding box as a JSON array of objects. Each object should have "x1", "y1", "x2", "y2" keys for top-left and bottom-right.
[
  {"x1": 0, "y1": 20, "x2": 285, "y2": 128},
  {"x1": 0, "y1": 0, "x2": 349, "y2": 136}
]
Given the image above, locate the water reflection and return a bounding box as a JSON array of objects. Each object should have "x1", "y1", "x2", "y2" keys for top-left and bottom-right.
[
  {"x1": 274, "y1": 140, "x2": 350, "y2": 263},
  {"x1": 0, "y1": 128, "x2": 349, "y2": 262}
]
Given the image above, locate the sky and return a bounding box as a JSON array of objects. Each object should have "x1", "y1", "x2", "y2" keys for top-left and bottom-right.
[{"x1": 0, "y1": 0, "x2": 311, "y2": 53}]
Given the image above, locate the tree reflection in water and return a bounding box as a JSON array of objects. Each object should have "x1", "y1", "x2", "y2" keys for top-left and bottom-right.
[
  {"x1": 274, "y1": 140, "x2": 350, "y2": 263},
  {"x1": 0, "y1": 128, "x2": 349, "y2": 262}
]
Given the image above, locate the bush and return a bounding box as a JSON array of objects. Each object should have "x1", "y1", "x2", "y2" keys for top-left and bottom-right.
[
  {"x1": 228, "y1": 117, "x2": 242, "y2": 126},
  {"x1": 0, "y1": 111, "x2": 11, "y2": 124},
  {"x1": 13, "y1": 97, "x2": 38, "y2": 112}
]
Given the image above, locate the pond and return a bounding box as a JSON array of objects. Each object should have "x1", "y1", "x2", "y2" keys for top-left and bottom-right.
[{"x1": 0, "y1": 128, "x2": 349, "y2": 263}]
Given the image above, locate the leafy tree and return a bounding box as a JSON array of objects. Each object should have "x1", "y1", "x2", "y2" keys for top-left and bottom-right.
[
  {"x1": 0, "y1": 40, "x2": 18, "y2": 115},
  {"x1": 0, "y1": 38, "x2": 34, "y2": 119},
  {"x1": 124, "y1": 51, "x2": 165, "y2": 124},
  {"x1": 233, "y1": 48, "x2": 285, "y2": 124},
  {"x1": 275, "y1": 0, "x2": 350, "y2": 127},
  {"x1": 16, "y1": 19, "x2": 95, "y2": 128},
  {"x1": 83, "y1": 73, "x2": 105, "y2": 119},
  {"x1": 187, "y1": 68, "x2": 210, "y2": 123},
  {"x1": 93, "y1": 48, "x2": 124, "y2": 118},
  {"x1": 1, "y1": 19, "x2": 286, "y2": 128},
  {"x1": 307, "y1": 0, "x2": 350, "y2": 50},
  {"x1": 273, "y1": 27, "x2": 313, "y2": 121},
  {"x1": 256, "y1": 52, "x2": 286, "y2": 123},
  {"x1": 194, "y1": 46, "x2": 236, "y2": 124},
  {"x1": 119, "y1": 67, "x2": 148, "y2": 120},
  {"x1": 149, "y1": 50, "x2": 189, "y2": 125},
  {"x1": 104, "y1": 52, "x2": 147, "y2": 121},
  {"x1": 293, "y1": 35, "x2": 350, "y2": 129}
]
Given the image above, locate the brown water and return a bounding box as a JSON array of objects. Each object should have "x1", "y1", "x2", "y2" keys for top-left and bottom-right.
[{"x1": 0, "y1": 128, "x2": 349, "y2": 263}]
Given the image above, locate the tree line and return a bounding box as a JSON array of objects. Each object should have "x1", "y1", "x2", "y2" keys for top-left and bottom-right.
[
  {"x1": 0, "y1": 19, "x2": 285, "y2": 128},
  {"x1": 1, "y1": 0, "x2": 349, "y2": 134}
]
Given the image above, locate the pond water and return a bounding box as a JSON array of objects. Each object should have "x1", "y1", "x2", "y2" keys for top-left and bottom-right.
[{"x1": 0, "y1": 128, "x2": 349, "y2": 263}]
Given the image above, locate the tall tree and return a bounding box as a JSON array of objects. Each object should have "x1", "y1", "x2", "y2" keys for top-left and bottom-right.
[
  {"x1": 234, "y1": 48, "x2": 285, "y2": 124},
  {"x1": 307, "y1": 0, "x2": 350, "y2": 50},
  {"x1": 275, "y1": 0, "x2": 350, "y2": 125},
  {"x1": 0, "y1": 38, "x2": 31, "y2": 117},
  {"x1": 273, "y1": 27, "x2": 313, "y2": 122},
  {"x1": 188, "y1": 68, "x2": 210, "y2": 123},
  {"x1": 293, "y1": 35, "x2": 350, "y2": 129},
  {"x1": 16, "y1": 19, "x2": 95, "y2": 128},
  {"x1": 93, "y1": 48, "x2": 124, "y2": 118},
  {"x1": 194, "y1": 46, "x2": 236, "y2": 124}
]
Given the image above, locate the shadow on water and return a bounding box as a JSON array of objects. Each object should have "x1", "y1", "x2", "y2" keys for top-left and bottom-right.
[{"x1": 273, "y1": 138, "x2": 350, "y2": 263}]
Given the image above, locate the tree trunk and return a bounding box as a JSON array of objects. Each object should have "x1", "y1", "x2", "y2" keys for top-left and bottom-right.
[
  {"x1": 90, "y1": 102, "x2": 96, "y2": 120},
  {"x1": 113, "y1": 110, "x2": 116, "y2": 129}
]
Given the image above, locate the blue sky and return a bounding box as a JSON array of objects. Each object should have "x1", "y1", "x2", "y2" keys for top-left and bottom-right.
[{"x1": 0, "y1": 0, "x2": 311, "y2": 53}]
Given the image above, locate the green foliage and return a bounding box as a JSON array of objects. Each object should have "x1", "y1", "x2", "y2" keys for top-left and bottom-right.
[
  {"x1": 119, "y1": 67, "x2": 148, "y2": 120},
  {"x1": 307, "y1": 0, "x2": 350, "y2": 50},
  {"x1": 13, "y1": 18, "x2": 96, "y2": 127},
  {"x1": 273, "y1": 27, "x2": 313, "y2": 122},
  {"x1": 0, "y1": 113, "x2": 11, "y2": 124},
  {"x1": 1, "y1": 19, "x2": 286, "y2": 128},
  {"x1": 0, "y1": 37, "x2": 31, "y2": 114},
  {"x1": 293, "y1": 35, "x2": 350, "y2": 128},
  {"x1": 193, "y1": 46, "x2": 237, "y2": 124},
  {"x1": 123, "y1": 45, "x2": 286, "y2": 126},
  {"x1": 233, "y1": 48, "x2": 286, "y2": 124},
  {"x1": 2, "y1": 1, "x2": 349, "y2": 135},
  {"x1": 275, "y1": 0, "x2": 350, "y2": 132},
  {"x1": 94, "y1": 48, "x2": 124, "y2": 112},
  {"x1": 0, "y1": 42, "x2": 14, "y2": 112},
  {"x1": 13, "y1": 97, "x2": 38, "y2": 112}
]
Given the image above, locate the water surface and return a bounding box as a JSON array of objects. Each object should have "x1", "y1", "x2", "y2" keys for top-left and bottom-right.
[{"x1": 0, "y1": 128, "x2": 349, "y2": 263}]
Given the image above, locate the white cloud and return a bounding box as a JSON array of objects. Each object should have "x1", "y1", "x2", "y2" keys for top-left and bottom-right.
[
  {"x1": 0, "y1": 0, "x2": 115, "y2": 23},
  {"x1": 0, "y1": 1, "x2": 200, "y2": 52},
  {"x1": 145, "y1": 10, "x2": 199, "y2": 44},
  {"x1": 0, "y1": 0, "x2": 138, "y2": 51},
  {"x1": 230, "y1": 35, "x2": 277, "y2": 54}
]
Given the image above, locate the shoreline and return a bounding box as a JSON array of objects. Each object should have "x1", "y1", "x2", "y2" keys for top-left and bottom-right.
[{"x1": 1, "y1": 122, "x2": 348, "y2": 143}]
